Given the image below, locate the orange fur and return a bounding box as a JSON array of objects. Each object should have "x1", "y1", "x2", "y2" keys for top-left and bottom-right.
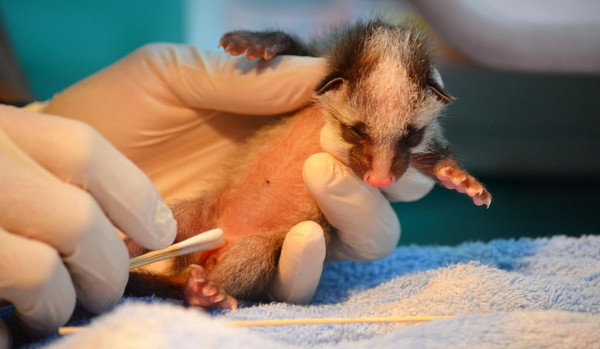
[{"x1": 127, "y1": 105, "x2": 331, "y2": 301}]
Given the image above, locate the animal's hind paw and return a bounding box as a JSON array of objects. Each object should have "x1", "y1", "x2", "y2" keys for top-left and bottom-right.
[
  {"x1": 219, "y1": 31, "x2": 293, "y2": 60},
  {"x1": 184, "y1": 264, "x2": 238, "y2": 310},
  {"x1": 435, "y1": 163, "x2": 492, "y2": 208}
]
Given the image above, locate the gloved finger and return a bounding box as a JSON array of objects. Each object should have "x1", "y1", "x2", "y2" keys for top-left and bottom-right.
[
  {"x1": 380, "y1": 166, "x2": 435, "y2": 202},
  {"x1": 0, "y1": 128, "x2": 128, "y2": 315},
  {"x1": 0, "y1": 228, "x2": 75, "y2": 335},
  {"x1": 114, "y1": 45, "x2": 327, "y2": 115},
  {"x1": 303, "y1": 153, "x2": 400, "y2": 262},
  {"x1": 0, "y1": 106, "x2": 176, "y2": 251},
  {"x1": 269, "y1": 221, "x2": 326, "y2": 304},
  {"x1": 45, "y1": 45, "x2": 325, "y2": 119}
]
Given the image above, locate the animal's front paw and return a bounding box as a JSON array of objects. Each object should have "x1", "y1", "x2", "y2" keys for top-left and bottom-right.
[
  {"x1": 184, "y1": 264, "x2": 238, "y2": 310},
  {"x1": 219, "y1": 31, "x2": 293, "y2": 60},
  {"x1": 436, "y1": 164, "x2": 492, "y2": 208}
]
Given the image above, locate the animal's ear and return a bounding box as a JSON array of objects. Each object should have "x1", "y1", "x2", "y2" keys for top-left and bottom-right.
[
  {"x1": 316, "y1": 76, "x2": 345, "y2": 95},
  {"x1": 426, "y1": 78, "x2": 455, "y2": 104}
]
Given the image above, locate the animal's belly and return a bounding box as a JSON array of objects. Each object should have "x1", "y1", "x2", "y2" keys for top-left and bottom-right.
[{"x1": 217, "y1": 106, "x2": 325, "y2": 241}]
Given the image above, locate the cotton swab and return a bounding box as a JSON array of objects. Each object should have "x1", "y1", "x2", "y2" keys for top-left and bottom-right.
[
  {"x1": 129, "y1": 228, "x2": 225, "y2": 270},
  {"x1": 58, "y1": 315, "x2": 456, "y2": 335},
  {"x1": 0, "y1": 229, "x2": 225, "y2": 308}
]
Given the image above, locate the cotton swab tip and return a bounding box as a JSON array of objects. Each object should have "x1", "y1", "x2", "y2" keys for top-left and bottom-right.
[{"x1": 129, "y1": 228, "x2": 225, "y2": 270}]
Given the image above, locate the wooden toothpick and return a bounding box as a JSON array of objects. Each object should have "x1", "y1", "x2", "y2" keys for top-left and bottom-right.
[
  {"x1": 227, "y1": 315, "x2": 456, "y2": 327},
  {"x1": 58, "y1": 315, "x2": 455, "y2": 335}
]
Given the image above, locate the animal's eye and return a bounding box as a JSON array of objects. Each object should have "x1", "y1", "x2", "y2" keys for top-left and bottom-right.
[
  {"x1": 349, "y1": 125, "x2": 366, "y2": 138},
  {"x1": 399, "y1": 126, "x2": 425, "y2": 149},
  {"x1": 341, "y1": 122, "x2": 368, "y2": 143}
]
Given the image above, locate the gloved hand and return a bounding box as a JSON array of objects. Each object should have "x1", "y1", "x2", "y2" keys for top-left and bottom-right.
[
  {"x1": 0, "y1": 105, "x2": 176, "y2": 336},
  {"x1": 43, "y1": 44, "x2": 435, "y2": 304}
]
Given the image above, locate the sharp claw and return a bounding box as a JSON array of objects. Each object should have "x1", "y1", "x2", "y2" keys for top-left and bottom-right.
[
  {"x1": 483, "y1": 193, "x2": 492, "y2": 208},
  {"x1": 472, "y1": 192, "x2": 492, "y2": 208}
]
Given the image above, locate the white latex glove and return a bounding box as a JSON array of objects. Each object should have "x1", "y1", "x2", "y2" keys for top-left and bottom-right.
[
  {"x1": 0, "y1": 105, "x2": 176, "y2": 337},
  {"x1": 43, "y1": 44, "x2": 434, "y2": 304}
]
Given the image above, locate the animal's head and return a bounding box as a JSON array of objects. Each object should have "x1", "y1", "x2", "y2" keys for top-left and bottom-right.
[{"x1": 316, "y1": 21, "x2": 454, "y2": 188}]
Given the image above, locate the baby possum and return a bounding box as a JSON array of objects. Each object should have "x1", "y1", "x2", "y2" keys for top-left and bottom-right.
[{"x1": 126, "y1": 20, "x2": 491, "y2": 309}]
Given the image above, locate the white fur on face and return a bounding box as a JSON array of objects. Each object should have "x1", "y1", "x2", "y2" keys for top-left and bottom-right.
[
  {"x1": 315, "y1": 27, "x2": 449, "y2": 179},
  {"x1": 319, "y1": 121, "x2": 350, "y2": 165},
  {"x1": 370, "y1": 143, "x2": 396, "y2": 179},
  {"x1": 352, "y1": 29, "x2": 444, "y2": 145}
]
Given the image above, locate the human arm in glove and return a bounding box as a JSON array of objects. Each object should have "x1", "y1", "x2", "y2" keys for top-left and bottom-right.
[{"x1": 0, "y1": 105, "x2": 176, "y2": 338}]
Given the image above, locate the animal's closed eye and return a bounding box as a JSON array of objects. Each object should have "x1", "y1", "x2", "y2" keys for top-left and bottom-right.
[
  {"x1": 341, "y1": 122, "x2": 368, "y2": 143},
  {"x1": 398, "y1": 126, "x2": 425, "y2": 149},
  {"x1": 349, "y1": 124, "x2": 366, "y2": 138}
]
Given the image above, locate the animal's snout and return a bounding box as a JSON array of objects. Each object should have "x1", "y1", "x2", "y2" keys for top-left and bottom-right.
[{"x1": 364, "y1": 173, "x2": 395, "y2": 188}]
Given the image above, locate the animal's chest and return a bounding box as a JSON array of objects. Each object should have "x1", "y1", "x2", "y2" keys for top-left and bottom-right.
[{"x1": 217, "y1": 106, "x2": 325, "y2": 238}]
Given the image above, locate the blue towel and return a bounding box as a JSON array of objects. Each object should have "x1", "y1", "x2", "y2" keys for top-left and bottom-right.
[{"x1": 38, "y1": 235, "x2": 600, "y2": 348}]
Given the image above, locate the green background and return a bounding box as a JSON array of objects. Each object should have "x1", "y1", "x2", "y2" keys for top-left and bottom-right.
[{"x1": 0, "y1": 0, "x2": 184, "y2": 99}]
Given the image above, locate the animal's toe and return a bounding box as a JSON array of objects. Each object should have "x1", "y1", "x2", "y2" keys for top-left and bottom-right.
[{"x1": 184, "y1": 264, "x2": 237, "y2": 309}]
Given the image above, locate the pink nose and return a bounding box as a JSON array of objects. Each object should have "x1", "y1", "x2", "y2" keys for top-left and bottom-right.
[{"x1": 365, "y1": 174, "x2": 395, "y2": 188}]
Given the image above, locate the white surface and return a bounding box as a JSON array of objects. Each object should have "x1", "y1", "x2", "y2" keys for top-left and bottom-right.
[{"x1": 411, "y1": 0, "x2": 600, "y2": 73}]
